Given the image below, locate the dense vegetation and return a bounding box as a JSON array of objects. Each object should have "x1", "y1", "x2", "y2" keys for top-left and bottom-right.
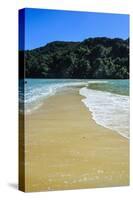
[{"x1": 20, "y1": 37, "x2": 129, "y2": 79}]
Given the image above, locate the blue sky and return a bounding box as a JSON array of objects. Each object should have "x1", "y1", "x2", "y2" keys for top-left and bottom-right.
[{"x1": 19, "y1": 8, "x2": 129, "y2": 50}]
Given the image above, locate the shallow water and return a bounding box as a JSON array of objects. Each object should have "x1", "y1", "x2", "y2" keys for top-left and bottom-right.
[
  {"x1": 80, "y1": 84, "x2": 129, "y2": 138},
  {"x1": 19, "y1": 79, "x2": 129, "y2": 138}
]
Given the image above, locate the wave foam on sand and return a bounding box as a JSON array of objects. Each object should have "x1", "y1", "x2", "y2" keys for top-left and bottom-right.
[{"x1": 80, "y1": 87, "x2": 129, "y2": 138}]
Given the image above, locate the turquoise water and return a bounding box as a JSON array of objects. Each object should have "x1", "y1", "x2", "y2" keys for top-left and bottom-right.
[
  {"x1": 87, "y1": 80, "x2": 129, "y2": 96},
  {"x1": 19, "y1": 79, "x2": 129, "y2": 138},
  {"x1": 23, "y1": 79, "x2": 87, "y2": 112}
]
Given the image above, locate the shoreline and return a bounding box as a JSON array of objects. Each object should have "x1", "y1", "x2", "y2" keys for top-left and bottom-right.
[
  {"x1": 24, "y1": 87, "x2": 129, "y2": 192},
  {"x1": 26, "y1": 85, "x2": 129, "y2": 139},
  {"x1": 79, "y1": 86, "x2": 129, "y2": 139}
]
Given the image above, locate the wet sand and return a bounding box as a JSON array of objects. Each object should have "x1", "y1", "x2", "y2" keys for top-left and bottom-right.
[{"x1": 24, "y1": 88, "x2": 129, "y2": 192}]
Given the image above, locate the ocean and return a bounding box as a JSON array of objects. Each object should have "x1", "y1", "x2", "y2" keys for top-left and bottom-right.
[{"x1": 19, "y1": 79, "x2": 129, "y2": 138}]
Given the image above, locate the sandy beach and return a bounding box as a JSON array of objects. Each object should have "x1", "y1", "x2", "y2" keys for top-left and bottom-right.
[{"x1": 23, "y1": 88, "x2": 129, "y2": 192}]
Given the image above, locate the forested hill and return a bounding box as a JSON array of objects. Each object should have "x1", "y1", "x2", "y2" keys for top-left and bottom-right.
[{"x1": 21, "y1": 37, "x2": 129, "y2": 79}]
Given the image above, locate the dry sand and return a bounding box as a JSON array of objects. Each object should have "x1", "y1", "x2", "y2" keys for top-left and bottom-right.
[{"x1": 23, "y1": 88, "x2": 129, "y2": 192}]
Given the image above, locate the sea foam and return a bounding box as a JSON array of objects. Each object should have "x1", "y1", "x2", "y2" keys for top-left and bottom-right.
[{"x1": 80, "y1": 87, "x2": 129, "y2": 138}]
